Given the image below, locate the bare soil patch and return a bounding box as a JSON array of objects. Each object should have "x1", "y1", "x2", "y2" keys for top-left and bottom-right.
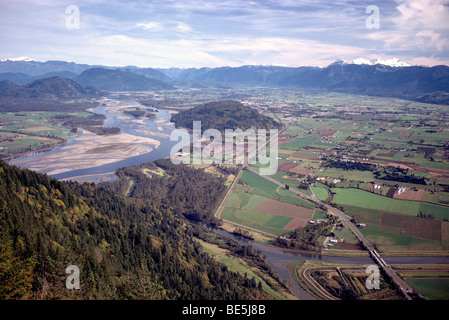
[
  {"x1": 316, "y1": 129, "x2": 336, "y2": 137},
  {"x1": 253, "y1": 198, "x2": 314, "y2": 219},
  {"x1": 278, "y1": 161, "x2": 298, "y2": 172},
  {"x1": 284, "y1": 217, "x2": 308, "y2": 230},
  {"x1": 393, "y1": 189, "x2": 424, "y2": 201},
  {"x1": 379, "y1": 212, "x2": 442, "y2": 242},
  {"x1": 278, "y1": 138, "x2": 295, "y2": 146}
]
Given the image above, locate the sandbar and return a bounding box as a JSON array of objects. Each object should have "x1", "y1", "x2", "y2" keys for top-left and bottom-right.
[{"x1": 9, "y1": 129, "x2": 160, "y2": 176}]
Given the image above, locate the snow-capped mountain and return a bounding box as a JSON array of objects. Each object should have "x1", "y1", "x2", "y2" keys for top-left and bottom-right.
[
  {"x1": 1, "y1": 57, "x2": 38, "y2": 62},
  {"x1": 351, "y1": 57, "x2": 411, "y2": 67}
]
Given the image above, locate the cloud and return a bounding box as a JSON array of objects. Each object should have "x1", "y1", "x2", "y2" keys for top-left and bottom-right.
[
  {"x1": 136, "y1": 21, "x2": 162, "y2": 30},
  {"x1": 1, "y1": 0, "x2": 448, "y2": 67},
  {"x1": 372, "y1": 0, "x2": 449, "y2": 52}
]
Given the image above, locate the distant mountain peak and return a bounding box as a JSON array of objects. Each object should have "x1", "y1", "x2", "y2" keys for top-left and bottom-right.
[
  {"x1": 351, "y1": 57, "x2": 411, "y2": 67},
  {"x1": 330, "y1": 58, "x2": 347, "y2": 66},
  {"x1": 1, "y1": 56, "x2": 38, "y2": 62}
]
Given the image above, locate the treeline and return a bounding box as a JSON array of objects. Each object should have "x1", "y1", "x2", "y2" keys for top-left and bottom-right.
[
  {"x1": 324, "y1": 160, "x2": 376, "y2": 172},
  {"x1": 53, "y1": 113, "x2": 120, "y2": 136},
  {"x1": 0, "y1": 98, "x2": 98, "y2": 113},
  {"x1": 324, "y1": 159, "x2": 427, "y2": 185},
  {"x1": 417, "y1": 212, "x2": 436, "y2": 219},
  {"x1": 123, "y1": 109, "x2": 157, "y2": 119},
  {"x1": 273, "y1": 217, "x2": 338, "y2": 251},
  {"x1": 0, "y1": 160, "x2": 266, "y2": 300},
  {"x1": 104, "y1": 159, "x2": 237, "y2": 223},
  {"x1": 291, "y1": 216, "x2": 338, "y2": 246}
]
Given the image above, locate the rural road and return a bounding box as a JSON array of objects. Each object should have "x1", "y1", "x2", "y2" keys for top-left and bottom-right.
[
  {"x1": 245, "y1": 166, "x2": 415, "y2": 299},
  {"x1": 213, "y1": 123, "x2": 415, "y2": 300}
]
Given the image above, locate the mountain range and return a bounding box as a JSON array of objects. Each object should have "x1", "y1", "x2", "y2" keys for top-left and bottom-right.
[
  {"x1": 0, "y1": 76, "x2": 99, "y2": 100},
  {"x1": 0, "y1": 58, "x2": 448, "y2": 105}
]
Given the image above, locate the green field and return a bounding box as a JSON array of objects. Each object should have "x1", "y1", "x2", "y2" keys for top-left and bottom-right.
[
  {"x1": 0, "y1": 111, "x2": 82, "y2": 157},
  {"x1": 331, "y1": 188, "x2": 421, "y2": 215},
  {"x1": 221, "y1": 172, "x2": 318, "y2": 236},
  {"x1": 281, "y1": 137, "x2": 316, "y2": 150},
  {"x1": 406, "y1": 278, "x2": 449, "y2": 300},
  {"x1": 240, "y1": 170, "x2": 279, "y2": 196},
  {"x1": 311, "y1": 186, "x2": 329, "y2": 201},
  {"x1": 320, "y1": 168, "x2": 376, "y2": 182},
  {"x1": 332, "y1": 188, "x2": 449, "y2": 220},
  {"x1": 241, "y1": 170, "x2": 315, "y2": 208},
  {"x1": 341, "y1": 205, "x2": 449, "y2": 252}
]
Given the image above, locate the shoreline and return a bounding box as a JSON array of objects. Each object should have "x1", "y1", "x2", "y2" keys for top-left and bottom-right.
[
  {"x1": 8, "y1": 128, "x2": 159, "y2": 176},
  {"x1": 7, "y1": 98, "x2": 167, "y2": 178},
  {"x1": 1, "y1": 139, "x2": 67, "y2": 162}
]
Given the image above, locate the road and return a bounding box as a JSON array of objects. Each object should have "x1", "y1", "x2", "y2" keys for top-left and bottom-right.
[
  {"x1": 245, "y1": 166, "x2": 415, "y2": 299},
  {"x1": 214, "y1": 123, "x2": 415, "y2": 299}
]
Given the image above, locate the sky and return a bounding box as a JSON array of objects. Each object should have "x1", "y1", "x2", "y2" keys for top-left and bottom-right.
[{"x1": 0, "y1": 0, "x2": 448, "y2": 68}]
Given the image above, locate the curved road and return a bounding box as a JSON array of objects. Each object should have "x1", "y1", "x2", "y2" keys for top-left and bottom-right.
[
  {"x1": 214, "y1": 123, "x2": 415, "y2": 300},
  {"x1": 245, "y1": 166, "x2": 415, "y2": 299}
]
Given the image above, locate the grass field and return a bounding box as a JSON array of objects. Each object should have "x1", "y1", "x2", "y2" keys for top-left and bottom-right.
[
  {"x1": 406, "y1": 278, "x2": 449, "y2": 300},
  {"x1": 332, "y1": 188, "x2": 449, "y2": 221},
  {"x1": 281, "y1": 137, "x2": 317, "y2": 150},
  {"x1": 342, "y1": 205, "x2": 449, "y2": 252},
  {"x1": 241, "y1": 170, "x2": 315, "y2": 208},
  {"x1": 0, "y1": 111, "x2": 80, "y2": 158},
  {"x1": 311, "y1": 186, "x2": 329, "y2": 201},
  {"x1": 240, "y1": 170, "x2": 279, "y2": 198},
  {"x1": 221, "y1": 173, "x2": 318, "y2": 236},
  {"x1": 331, "y1": 188, "x2": 422, "y2": 215},
  {"x1": 320, "y1": 168, "x2": 376, "y2": 182}
]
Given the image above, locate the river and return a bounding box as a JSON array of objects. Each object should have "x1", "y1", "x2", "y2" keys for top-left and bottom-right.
[
  {"x1": 209, "y1": 227, "x2": 449, "y2": 300},
  {"x1": 6, "y1": 98, "x2": 449, "y2": 300},
  {"x1": 8, "y1": 98, "x2": 183, "y2": 183}
]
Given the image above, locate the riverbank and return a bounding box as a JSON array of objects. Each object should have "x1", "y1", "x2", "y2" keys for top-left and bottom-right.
[
  {"x1": 7, "y1": 97, "x2": 176, "y2": 180},
  {"x1": 8, "y1": 128, "x2": 160, "y2": 176},
  {"x1": 1, "y1": 138, "x2": 67, "y2": 162}
]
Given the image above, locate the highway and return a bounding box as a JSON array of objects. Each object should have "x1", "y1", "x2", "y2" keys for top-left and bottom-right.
[
  {"x1": 214, "y1": 123, "x2": 415, "y2": 299},
  {"x1": 245, "y1": 166, "x2": 415, "y2": 300}
]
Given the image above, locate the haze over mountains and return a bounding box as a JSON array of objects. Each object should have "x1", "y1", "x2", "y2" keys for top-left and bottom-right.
[{"x1": 0, "y1": 58, "x2": 448, "y2": 105}]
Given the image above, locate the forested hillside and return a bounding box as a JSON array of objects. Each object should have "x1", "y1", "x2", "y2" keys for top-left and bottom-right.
[
  {"x1": 104, "y1": 159, "x2": 236, "y2": 223},
  {"x1": 170, "y1": 100, "x2": 282, "y2": 135},
  {"x1": 0, "y1": 160, "x2": 267, "y2": 300},
  {"x1": 0, "y1": 76, "x2": 99, "y2": 112}
]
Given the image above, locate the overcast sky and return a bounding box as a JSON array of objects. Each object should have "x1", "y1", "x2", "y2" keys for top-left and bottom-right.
[{"x1": 1, "y1": 0, "x2": 448, "y2": 68}]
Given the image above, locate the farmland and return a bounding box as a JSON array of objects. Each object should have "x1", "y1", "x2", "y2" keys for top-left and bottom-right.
[
  {"x1": 5, "y1": 87, "x2": 447, "y2": 299},
  {"x1": 202, "y1": 87, "x2": 448, "y2": 258},
  {"x1": 220, "y1": 171, "x2": 321, "y2": 237},
  {"x1": 245, "y1": 89, "x2": 449, "y2": 255},
  {"x1": 0, "y1": 111, "x2": 104, "y2": 159}
]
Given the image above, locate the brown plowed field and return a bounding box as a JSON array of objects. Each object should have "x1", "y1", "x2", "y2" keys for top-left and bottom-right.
[
  {"x1": 284, "y1": 217, "x2": 308, "y2": 230},
  {"x1": 278, "y1": 138, "x2": 295, "y2": 146},
  {"x1": 253, "y1": 198, "x2": 314, "y2": 219},
  {"x1": 278, "y1": 161, "x2": 298, "y2": 172},
  {"x1": 316, "y1": 129, "x2": 336, "y2": 137},
  {"x1": 393, "y1": 189, "x2": 424, "y2": 201},
  {"x1": 379, "y1": 212, "x2": 442, "y2": 242}
]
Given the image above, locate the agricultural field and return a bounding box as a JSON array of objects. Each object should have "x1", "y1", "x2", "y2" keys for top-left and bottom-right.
[
  {"x1": 254, "y1": 90, "x2": 449, "y2": 254},
  {"x1": 406, "y1": 279, "x2": 449, "y2": 300},
  {"x1": 0, "y1": 111, "x2": 85, "y2": 158},
  {"x1": 220, "y1": 170, "x2": 322, "y2": 237},
  {"x1": 311, "y1": 186, "x2": 329, "y2": 201},
  {"x1": 390, "y1": 264, "x2": 449, "y2": 300}
]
